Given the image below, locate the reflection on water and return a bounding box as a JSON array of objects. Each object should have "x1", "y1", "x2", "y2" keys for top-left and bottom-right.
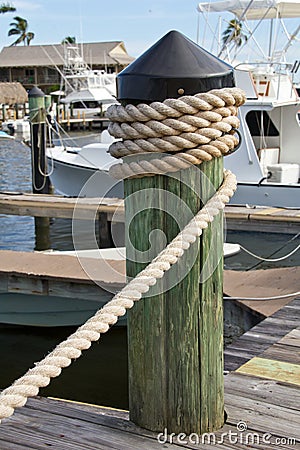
[
  {"x1": 0, "y1": 137, "x2": 129, "y2": 409},
  {"x1": 0, "y1": 324, "x2": 129, "y2": 409}
]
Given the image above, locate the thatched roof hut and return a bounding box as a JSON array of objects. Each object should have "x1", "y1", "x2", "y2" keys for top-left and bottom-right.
[{"x1": 0, "y1": 82, "x2": 28, "y2": 105}]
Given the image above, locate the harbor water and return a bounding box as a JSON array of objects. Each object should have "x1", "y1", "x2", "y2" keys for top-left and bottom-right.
[{"x1": 0, "y1": 137, "x2": 299, "y2": 410}]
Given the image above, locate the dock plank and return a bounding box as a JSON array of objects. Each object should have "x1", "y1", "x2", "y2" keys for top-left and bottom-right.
[
  {"x1": 224, "y1": 297, "x2": 300, "y2": 372},
  {"x1": 224, "y1": 372, "x2": 300, "y2": 410},
  {"x1": 0, "y1": 192, "x2": 124, "y2": 220},
  {"x1": 0, "y1": 192, "x2": 300, "y2": 232},
  {"x1": 225, "y1": 393, "x2": 299, "y2": 439},
  {"x1": 260, "y1": 343, "x2": 300, "y2": 364}
]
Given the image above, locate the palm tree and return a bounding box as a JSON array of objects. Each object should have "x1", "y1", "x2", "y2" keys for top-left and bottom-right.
[
  {"x1": 8, "y1": 16, "x2": 35, "y2": 46},
  {"x1": 61, "y1": 36, "x2": 76, "y2": 45},
  {"x1": 222, "y1": 19, "x2": 248, "y2": 48},
  {"x1": 0, "y1": 3, "x2": 15, "y2": 14}
]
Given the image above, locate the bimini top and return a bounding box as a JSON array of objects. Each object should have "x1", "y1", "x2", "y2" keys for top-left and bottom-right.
[
  {"x1": 197, "y1": 0, "x2": 300, "y2": 20},
  {"x1": 117, "y1": 30, "x2": 234, "y2": 103}
]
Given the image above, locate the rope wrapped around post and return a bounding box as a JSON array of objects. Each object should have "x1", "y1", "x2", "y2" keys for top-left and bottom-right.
[
  {"x1": 0, "y1": 170, "x2": 237, "y2": 422},
  {"x1": 106, "y1": 87, "x2": 246, "y2": 179}
]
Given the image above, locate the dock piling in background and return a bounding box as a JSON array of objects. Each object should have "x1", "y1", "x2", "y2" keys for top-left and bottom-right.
[{"x1": 28, "y1": 86, "x2": 51, "y2": 250}]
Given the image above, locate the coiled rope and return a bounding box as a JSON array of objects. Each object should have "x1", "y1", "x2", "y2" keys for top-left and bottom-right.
[
  {"x1": 0, "y1": 170, "x2": 237, "y2": 422},
  {"x1": 106, "y1": 87, "x2": 246, "y2": 178}
]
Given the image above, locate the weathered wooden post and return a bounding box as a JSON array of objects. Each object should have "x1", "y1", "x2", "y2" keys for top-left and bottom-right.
[
  {"x1": 28, "y1": 86, "x2": 50, "y2": 250},
  {"x1": 117, "y1": 31, "x2": 236, "y2": 435}
]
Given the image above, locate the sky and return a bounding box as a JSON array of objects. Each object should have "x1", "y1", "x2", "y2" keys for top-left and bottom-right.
[
  {"x1": 0, "y1": 0, "x2": 200, "y2": 56},
  {"x1": 1, "y1": 0, "x2": 299, "y2": 81}
]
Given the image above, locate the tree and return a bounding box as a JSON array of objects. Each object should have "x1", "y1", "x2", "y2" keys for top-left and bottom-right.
[
  {"x1": 0, "y1": 2, "x2": 15, "y2": 14},
  {"x1": 8, "y1": 16, "x2": 35, "y2": 46},
  {"x1": 61, "y1": 36, "x2": 76, "y2": 45},
  {"x1": 222, "y1": 19, "x2": 248, "y2": 48}
]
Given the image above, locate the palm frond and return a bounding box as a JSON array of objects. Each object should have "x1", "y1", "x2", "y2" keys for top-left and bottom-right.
[
  {"x1": 8, "y1": 28, "x2": 20, "y2": 36},
  {"x1": 0, "y1": 3, "x2": 16, "y2": 14}
]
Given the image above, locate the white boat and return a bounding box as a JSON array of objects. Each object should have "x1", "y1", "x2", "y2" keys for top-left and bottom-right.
[
  {"x1": 0, "y1": 293, "x2": 114, "y2": 327},
  {"x1": 47, "y1": 131, "x2": 123, "y2": 198},
  {"x1": 58, "y1": 44, "x2": 118, "y2": 117},
  {"x1": 1, "y1": 117, "x2": 30, "y2": 140},
  {"x1": 48, "y1": 2, "x2": 300, "y2": 207},
  {"x1": 196, "y1": 0, "x2": 300, "y2": 207}
]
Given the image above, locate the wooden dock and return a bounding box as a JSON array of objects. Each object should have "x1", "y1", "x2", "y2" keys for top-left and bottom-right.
[
  {"x1": 225, "y1": 205, "x2": 300, "y2": 234},
  {"x1": 0, "y1": 191, "x2": 300, "y2": 233},
  {"x1": 0, "y1": 298, "x2": 299, "y2": 449},
  {"x1": 0, "y1": 249, "x2": 125, "y2": 301}
]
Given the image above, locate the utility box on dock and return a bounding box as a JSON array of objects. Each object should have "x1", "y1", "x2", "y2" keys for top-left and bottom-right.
[{"x1": 267, "y1": 163, "x2": 299, "y2": 183}]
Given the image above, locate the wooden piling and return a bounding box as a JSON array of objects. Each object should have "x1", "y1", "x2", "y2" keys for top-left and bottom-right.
[
  {"x1": 125, "y1": 158, "x2": 224, "y2": 434},
  {"x1": 28, "y1": 86, "x2": 50, "y2": 250},
  {"x1": 117, "y1": 30, "x2": 237, "y2": 436}
]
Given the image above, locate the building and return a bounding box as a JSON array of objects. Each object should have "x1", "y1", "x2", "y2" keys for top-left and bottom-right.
[{"x1": 0, "y1": 41, "x2": 135, "y2": 93}]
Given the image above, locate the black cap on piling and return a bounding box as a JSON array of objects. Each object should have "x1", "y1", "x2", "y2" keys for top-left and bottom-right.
[
  {"x1": 117, "y1": 30, "x2": 235, "y2": 103},
  {"x1": 28, "y1": 86, "x2": 45, "y2": 98}
]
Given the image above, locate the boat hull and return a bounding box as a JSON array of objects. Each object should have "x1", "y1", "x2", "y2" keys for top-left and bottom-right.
[
  {"x1": 231, "y1": 182, "x2": 300, "y2": 208},
  {"x1": 50, "y1": 155, "x2": 300, "y2": 208},
  {"x1": 49, "y1": 157, "x2": 123, "y2": 198},
  {"x1": 0, "y1": 292, "x2": 125, "y2": 327}
]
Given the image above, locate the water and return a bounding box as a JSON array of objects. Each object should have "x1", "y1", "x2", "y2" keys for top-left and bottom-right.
[
  {"x1": 0, "y1": 137, "x2": 128, "y2": 409},
  {"x1": 225, "y1": 229, "x2": 300, "y2": 271},
  {"x1": 0, "y1": 138, "x2": 299, "y2": 410}
]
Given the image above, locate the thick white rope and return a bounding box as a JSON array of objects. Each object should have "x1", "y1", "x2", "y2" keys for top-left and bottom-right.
[
  {"x1": 106, "y1": 87, "x2": 246, "y2": 178},
  {"x1": 0, "y1": 170, "x2": 237, "y2": 422}
]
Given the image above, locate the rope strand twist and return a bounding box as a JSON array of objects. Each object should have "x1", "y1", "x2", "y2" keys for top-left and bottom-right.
[{"x1": 106, "y1": 87, "x2": 246, "y2": 179}]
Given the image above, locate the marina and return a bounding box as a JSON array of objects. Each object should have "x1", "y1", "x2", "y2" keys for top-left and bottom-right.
[{"x1": 0, "y1": 6, "x2": 299, "y2": 447}]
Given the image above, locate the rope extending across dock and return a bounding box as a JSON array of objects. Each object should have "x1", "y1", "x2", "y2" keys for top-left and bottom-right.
[{"x1": 0, "y1": 170, "x2": 237, "y2": 422}]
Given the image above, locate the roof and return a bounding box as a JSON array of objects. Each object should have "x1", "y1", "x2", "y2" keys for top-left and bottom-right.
[
  {"x1": 0, "y1": 82, "x2": 28, "y2": 104},
  {"x1": 0, "y1": 42, "x2": 135, "y2": 68}
]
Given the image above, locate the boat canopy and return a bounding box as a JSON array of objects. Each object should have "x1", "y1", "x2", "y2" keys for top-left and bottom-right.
[
  {"x1": 197, "y1": 0, "x2": 300, "y2": 20},
  {"x1": 61, "y1": 88, "x2": 116, "y2": 104}
]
